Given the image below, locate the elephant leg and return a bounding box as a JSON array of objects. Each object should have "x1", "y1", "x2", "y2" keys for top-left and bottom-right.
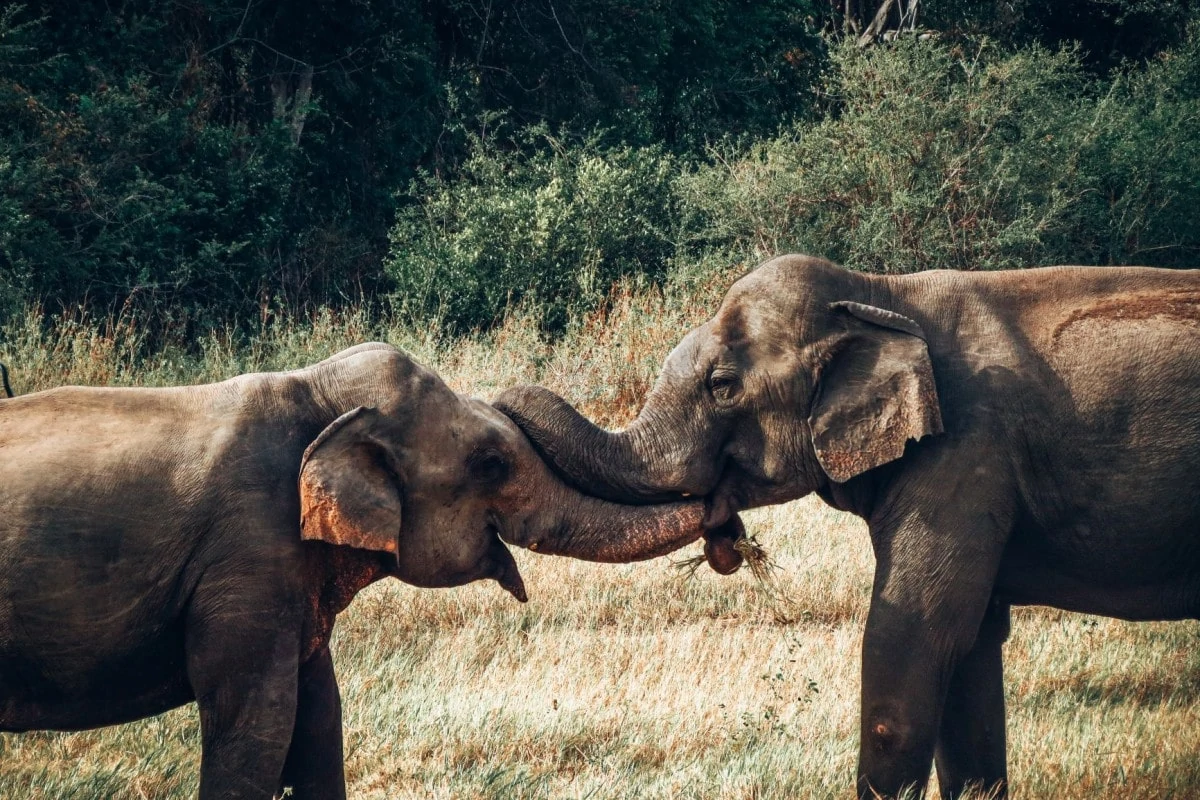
[
  {"x1": 280, "y1": 647, "x2": 347, "y2": 800},
  {"x1": 857, "y1": 510, "x2": 1008, "y2": 800},
  {"x1": 186, "y1": 591, "x2": 302, "y2": 799},
  {"x1": 935, "y1": 601, "x2": 1010, "y2": 800}
]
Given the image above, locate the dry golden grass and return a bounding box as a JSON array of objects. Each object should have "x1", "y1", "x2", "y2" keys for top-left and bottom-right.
[{"x1": 1, "y1": 286, "x2": 1198, "y2": 798}]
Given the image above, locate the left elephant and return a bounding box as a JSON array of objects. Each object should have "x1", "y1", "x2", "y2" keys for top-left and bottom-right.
[{"x1": 0, "y1": 342, "x2": 716, "y2": 800}]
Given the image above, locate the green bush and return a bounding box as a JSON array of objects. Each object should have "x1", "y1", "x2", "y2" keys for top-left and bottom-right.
[
  {"x1": 921, "y1": 0, "x2": 1196, "y2": 69},
  {"x1": 1072, "y1": 25, "x2": 1200, "y2": 267},
  {"x1": 5, "y1": 2, "x2": 1196, "y2": 332},
  {"x1": 0, "y1": 0, "x2": 435, "y2": 324},
  {"x1": 674, "y1": 29, "x2": 1200, "y2": 276},
  {"x1": 0, "y1": 0, "x2": 825, "y2": 325},
  {"x1": 387, "y1": 26, "x2": 1200, "y2": 331},
  {"x1": 676, "y1": 38, "x2": 1094, "y2": 274},
  {"x1": 387, "y1": 128, "x2": 679, "y2": 332},
  {"x1": 0, "y1": 71, "x2": 296, "y2": 319}
]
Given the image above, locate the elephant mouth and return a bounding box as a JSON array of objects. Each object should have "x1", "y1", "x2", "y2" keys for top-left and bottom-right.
[
  {"x1": 703, "y1": 461, "x2": 800, "y2": 527},
  {"x1": 702, "y1": 473, "x2": 746, "y2": 528},
  {"x1": 485, "y1": 524, "x2": 527, "y2": 603}
]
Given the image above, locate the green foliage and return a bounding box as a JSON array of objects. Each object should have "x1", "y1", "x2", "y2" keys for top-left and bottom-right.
[
  {"x1": 0, "y1": 0, "x2": 441, "y2": 322},
  {"x1": 388, "y1": 127, "x2": 679, "y2": 331},
  {"x1": 1072, "y1": 26, "x2": 1200, "y2": 266},
  {"x1": 0, "y1": 0, "x2": 824, "y2": 326},
  {"x1": 388, "y1": 23, "x2": 1200, "y2": 330},
  {"x1": 393, "y1": 23, "x2": 1200, "y2": 328},
  {"x1": 0, "y1": 68, "x2": 296, "y2": 317},
  {"x1": 429, "y1": 0, "x2": 823, "y2": 150},
  {"x1": 922, "y1": 0, "x2": 1197, "y2": 68},
  {"x1": 678, "y1": 39, "x2": 1096, "y2": 273},
  {"x1": 676, "y1": 30, "x2": 1200, "y2": 276},
  {"x1": 1, "y1": 1, "x2": 1198, "y2": 332}
]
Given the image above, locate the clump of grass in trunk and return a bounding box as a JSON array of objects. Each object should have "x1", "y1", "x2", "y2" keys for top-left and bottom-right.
[{"x1": 674, "y1": 533, "x2": 801, "y2": 623}]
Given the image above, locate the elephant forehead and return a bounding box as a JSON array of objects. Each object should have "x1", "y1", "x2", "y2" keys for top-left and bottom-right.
[
  {"x1": 469, "y1": 397, "x2": 528, "y2": 445},
  {"x1": 659, "y1": 326, "x2": 709, "y2": 377},
  {"x1": 712, "y1": 298, "x2": 796, "y2": 362},
  {"x1": 455, "y1": 399, "x2": 543, "y2": 475},
  {"x1": 729, "y1": 254, "x2": 838, "y2": 320}
]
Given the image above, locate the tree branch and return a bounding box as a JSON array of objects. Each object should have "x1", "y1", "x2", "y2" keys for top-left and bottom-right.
[{"x1": 857, "y1": 0, "x2": 896, "y2": 46}]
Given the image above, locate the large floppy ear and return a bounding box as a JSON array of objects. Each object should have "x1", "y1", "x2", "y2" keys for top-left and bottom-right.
[
  {"x1": 299, "y1": 407, "x2": 404, "y2": 558},
  {"x1": 808, "y1": 301, "x2": 943, "y2": 483}
]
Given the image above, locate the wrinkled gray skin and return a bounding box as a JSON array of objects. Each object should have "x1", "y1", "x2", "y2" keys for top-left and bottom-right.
[
  {"x1": 0, "y1": 343, "x2": 713, "y2": 800},
  {"x1": 496, "y1": 255, "x2": 1200, "y2": 800}
]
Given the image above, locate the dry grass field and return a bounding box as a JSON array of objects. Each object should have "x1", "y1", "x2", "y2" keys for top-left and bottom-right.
[{"x1": 2, "y1": 282, "x2": 1199, "y2": 798}]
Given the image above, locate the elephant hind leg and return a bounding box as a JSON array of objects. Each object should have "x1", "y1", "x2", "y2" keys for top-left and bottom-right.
[{"x1": 934, "y1": 600, "x2": 1010, "y2": 800}]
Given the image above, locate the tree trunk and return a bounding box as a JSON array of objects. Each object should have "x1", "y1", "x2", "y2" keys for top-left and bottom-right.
[
  {"x1": 858, "y1": 0, "x2": 897, "y2": 46},
  {"x1": 271, "y1": 63, "x2": 315, "y2": 146}
]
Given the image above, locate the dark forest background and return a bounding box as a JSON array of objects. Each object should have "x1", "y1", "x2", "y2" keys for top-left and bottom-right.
[{"x1": 1, "y1": 0, "x2": 1197, "y2": 334}]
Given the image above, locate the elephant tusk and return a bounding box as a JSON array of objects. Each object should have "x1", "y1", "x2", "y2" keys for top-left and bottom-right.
[
  {"x1": 529, "y1": 542, "x2": 539, "y2": 551},
  {"x1": 681, "y1": 492, "x2": 691, "y2": 497}
]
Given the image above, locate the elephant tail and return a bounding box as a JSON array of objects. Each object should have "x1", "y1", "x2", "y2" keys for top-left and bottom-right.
[{"x1": 1, "y1": 363, "x2": 12, "y2": 398}]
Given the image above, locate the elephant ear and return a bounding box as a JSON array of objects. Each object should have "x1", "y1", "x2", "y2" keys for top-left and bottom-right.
[
  {"x1": 299, "y1": 407, "x2": 404, "y2": 559},
  {"x1": 808, "y1": 301, "x2": 943, "y2": 483}
]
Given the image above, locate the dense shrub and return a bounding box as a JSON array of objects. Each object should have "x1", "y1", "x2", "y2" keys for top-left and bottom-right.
[
  {"x1": 922, "y1": 0, "x2": 1196, "y2": 68},
  {"x1": 675, "y1": 30, "x2": 1200, "y2": 275},
  {"x1": 0, "y1": 70, "x2": 296, "y2": 319},
  {"x1": 387, "y1": 128, "x2": 679, "y2": 332},
  {"x1": 428, "y1": 0, "x2": 823, "y2": 151},
  {"x1": 0, "y1": 0, "x2": 441, "y2": 322},
  {"x1": 2, "y1": 2, "x2": 1197, "y2": 332},
  {"x1": 0, "y1": 0, "x2": 824, "y2": 325},
  {"x1": 1072, "y1": 27, "x2": 1200, "y2": 267},
  {"x1": 677, "y1": 39, "x2": 1094, "y2": 273},
  {"x1": 387, "y1": 25, "x2": 1200, "y2": 331}
]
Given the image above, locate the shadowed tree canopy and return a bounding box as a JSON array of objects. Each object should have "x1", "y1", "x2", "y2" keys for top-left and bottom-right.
[
  {"x1": 0, "y1": 0, "x2": 1195, "y2": 332},
  {"x1": 0, "y1": 0, "x2": 817, "y2": 322}
]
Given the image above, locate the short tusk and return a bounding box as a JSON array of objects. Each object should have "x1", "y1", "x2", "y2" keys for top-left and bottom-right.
[
  {"x1": 529, "y1": 542, "x2": 539, "y2": 551},
  {"x1": 681, "y1": 492, "x2": 691, "y2": 497}
]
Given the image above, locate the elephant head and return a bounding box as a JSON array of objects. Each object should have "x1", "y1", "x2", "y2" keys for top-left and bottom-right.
[
  {"x1": 296, "y1": 346, "x2": 722, "y2": 602},
  {"x1": 494, "y1": 255, "x2": 943, "y2": 527}
]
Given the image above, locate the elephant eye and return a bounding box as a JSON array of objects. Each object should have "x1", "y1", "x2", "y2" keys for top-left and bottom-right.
[
  {"x1": 708, "y1": 369, "x2": 742, "y2": 404},
  {"x1": 468, "y1": 449, "x2": 510, "y2": 485}
]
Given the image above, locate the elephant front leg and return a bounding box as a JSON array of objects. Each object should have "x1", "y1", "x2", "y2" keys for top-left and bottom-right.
[
  {"x1": 857, "y1": 607, "x2": 947, "y2": 798},
  {"x1": 934, "y1": 601, "x2": 1010, "y2": 799},
  {"x1": 280, "y1": 646, "x2": 347, "y2": 800},
  {"x1": 188, "y1": 641, "x2": 300, "y2": 800},
  {"x1": 186, "y1": 584, "x2": 305, "y2": 800},
  {"x1": 857, "y1": 512, "x2": 1008, "y2": 799}
]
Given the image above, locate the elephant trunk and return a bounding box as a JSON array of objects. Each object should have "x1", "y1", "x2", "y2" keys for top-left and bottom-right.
[
  {"x1": 494, "y1": 385, "x2": 693, "y2": 504},
  {"x1": 512, "y1": 489, "x2": 712, "y2": 563}
]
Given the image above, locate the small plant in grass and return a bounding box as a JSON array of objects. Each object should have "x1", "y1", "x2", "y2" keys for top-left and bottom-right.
[{"x1": 721, "y1": 635, "x2": 820, "y2": 744}]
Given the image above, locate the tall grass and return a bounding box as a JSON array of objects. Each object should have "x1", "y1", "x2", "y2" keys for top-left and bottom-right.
[{"x1": 1, "y1": 286, "x2": 1198, "y2": 799}]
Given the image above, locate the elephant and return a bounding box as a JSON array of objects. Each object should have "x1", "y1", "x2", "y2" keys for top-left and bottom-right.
[
  {"x1": 0, "y1": 342, "x2": 724, "y2": 800},
  {"x1": 495, "y1": 254, "x2": 1200, "y2": 799},
  {"x1": 1, "y1": 362, "x2": 11, "y2": 398}
]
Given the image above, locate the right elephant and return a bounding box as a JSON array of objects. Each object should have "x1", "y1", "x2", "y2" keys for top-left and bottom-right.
[{"x1": 496, "y1": 254, "x2": 1200, "y2": 799}]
